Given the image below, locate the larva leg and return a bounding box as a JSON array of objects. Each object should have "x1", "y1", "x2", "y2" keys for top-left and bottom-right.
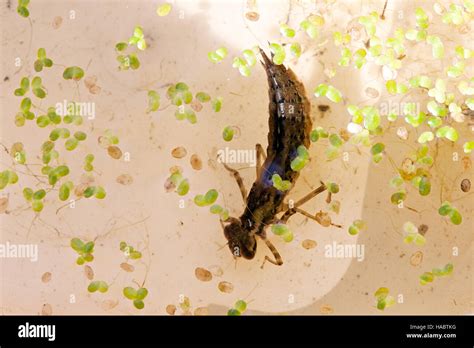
[
  {"x1": 279, "y1": 182, "x2": 327, "y2": 214},
  {"x1": 260, "y1": 238, "x2": 283, "y2": 268},
  {"x1": 290, "y1": 208, "x2": 342, "y2": 228},
  {"x1": 280, "y1": 208, "x2": 296, "y2": 224},
  {"x1": 256, "y1": 143, "x2": 266, "y2": 178},
  {"x1": 278, "y1": 182, "x2": 341, "y2": 226},
  {"x1": 223, "y1": 163, "x2": 247, "y2": 203}
]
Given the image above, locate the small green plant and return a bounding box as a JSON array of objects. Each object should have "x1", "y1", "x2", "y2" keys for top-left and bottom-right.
[
  {"x1": 119, "y1": 242, "x2": 142, "y2": 259},
  {"x1": 156, "y1": 2, "x2": 172, "y2": 16},
  {"x1": 402, "y1": 221, "x2": 426, "y2": 246},
  {"x1": 88, "y1": 281, "x2": 109, "y2": 293},
  {"x1": 123, "y1": 286, "x2": 149, "y2": 309},
  {"x1": 314, "y1": 84, "x2": 342, "y2": 103},
  {"x1": 280, "y1": 23, "x2": 295, "y2": 38},
  {"x1": 34, "y1": 48, "x2": 54, "y2": 72},
  {"x1": 271, "y1": 223, "x2": 293, "y2": 242},
  {"x1": 36, "y1": 107, "x2": 61, "y2": 128},
  {"x1": 420, "y1": 263, "x2": 453, "y2": 285},
  {"x1": 370, "y1": 142, "x2": 385, "y2": 163},
  {"x1": 63, "y1": 66, "x2": 85, "y2": 81},
  {"x1": 209, "y1": 204, "x2": 229, "y2": 221},
  {"x1": 232, "y1": 47, "x2": 258, "y2": 76},
  {"x1": 146, "y1": 90, "x2": 160, "y2": 113},
  {"x1": 23, "y1": 188, "x2": 46, "y2": 212},
  {"x1": 227, "y1": 300, "x2": 247, "y2": 315},
  {"x1": 290, "y1": 145, "x2": 309, "y2": 171},
  {"x1": 70, "y1": 238, "x2": 95, "y2": 265},
  {"x1": 211, "y1": 97, "x2": 222, "y2": 112},
  {"x1": 348, "y1": 219, "x2": 366, "y2": 236},
  {"x1": 374, "y1": 287, "x2": 395, "y2": 310},
  {"x1": 310, "y1": 127, "x2": 328, "y2": 142},
  {"x1": 269, "y1": 43, "x2": 285, "y2": 65},
  {"x1": 31, "y1": 77, "x2": 47, "y2": 98},
  {"x1": 165, "y1": 168, "x2": 189, "y2": 196},
  {"x1": 58, "y1": 181, "x2": 74, "y2": 201},
  {"x1": 168, "y1": 83, "x2": 193, "y2": 106},
  {"x1": 128, "y1": 26, "x2": 147, "y2": 50},
  {"x1": 271, "y1": 174, "x2": 291, "y2": 191},
  {"x1": 333, "y1": 31, "x2": 351, "y2": 46},
  {"x1": 17, "y1": 0, "x2": 30, "y2": 17},
  {"x1": 84, "y1": 154, "x2": 95, "y2": 172},
  {"x1": 115, "y1": 26, "x2": 147, "y2": 70},
  {"x1": 300, "y1": 14, "x2": 325, "y2": 39},
  {"x1": 326, "y1": 133, "x2": 344, "y2": 160},
  {"x1": 194, "y1": 189, "x2": 218, "y2": 207},
  {"x1": 100, "y1": 129, "x2": 120, "y2": 147},
  {"x1": 438, "y1": 202, "x2": 462, "y2": 225},
  {"x1": 82, "y1": 186, "x2": 107, "y2": 199},
  {"x1": 222, "y1": 126, "x2": 234, "y2": 142},
  {"x1": 46, "y1": 165, "x2": 70, "y2": 185},
  {"x1": 165, "y1": 84, "x2": 220, "y2": 121},
  {"x1": 15, "y1": 96, "x2": 34, "y2": 126},
  {"x1": 464, "y1": 141, "x2": 474, "y2": 154},
  {"x1": 10, "y1": 142, "x2": 26, "y2": 164},
  {"x1": 208, "y1": 47, "x2": 228, "y2": 63}
]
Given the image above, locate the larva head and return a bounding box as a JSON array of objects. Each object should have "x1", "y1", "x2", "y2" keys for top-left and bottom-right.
[{"x1": 223, "y1": 218, "x2": 256, "y2": 260}]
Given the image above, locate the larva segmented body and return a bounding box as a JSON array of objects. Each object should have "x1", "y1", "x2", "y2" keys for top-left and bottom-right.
[{"x1": 222, "y1": 48, "x2": 312, "y2": 265}]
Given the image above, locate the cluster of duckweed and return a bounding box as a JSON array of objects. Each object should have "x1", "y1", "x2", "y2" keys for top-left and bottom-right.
[
  {"x1": 165, "y1": 146, "x2": 230, "y2": 221},
  {"x1": 208, "y1": 47, "x2": 228, "y2": 64},
  {"x1": 8, "y1": 0, "x2": 472, "y2": 315},
  {"x1": 165, "y1": 166, "x2": 190, "y2": 196},
  {"x1": 70, "y1": 238, "x2": 116, "y2": 299},
  {"x1": 0, "y1": 170, "x2": 19, "y2": 190},
  {"x1": 115, "y1": 26, "x2": 148, "y2": 70},
  {"x1": 120, "y1": 241, "x2": 143, "y2": 260},
  {"x1": 212, "y1": 2, "x2": 472, "y2": 305},
  {"x1": 438, "y1": 201, "x2": 463, "y2": 225},
  {"x1": 315, "y1": 3, "x2": 472, "y2": 293},
  {"x1": 270, "y1": 15, "x2": 325, "y2": 65},
  {"x1": 374, "y1": 287, "x2": 396, "y2": 311},
  {"x1": 420, "y1": 263, "x2": 454, "y2": 285},
  {"x1": 227, "y1": 300, "x2": 248, "y2": 316},
  {"x1": 1, "y1": 7, "x2": 155, "y2": 309},
  {"x1": 71, "y1": 236, "x2": 149, "y2": 309},
  {"x1": 147, "y1": 82, "x2": 222, "y2": 124},
  {"x1": 70, "y1": 238, "x2": 95, "y2": 265},
  {"x1": 232, "y1": 47, "x2": 258, "y2": 77},
  {"x1": 194, "y1": 189, "x2": 229, "y2": 221},
  {"x1": 119, "y1": 240, "x2": 149, "y2": 309},
  {"x1": 164, "y1": 296, "x2": 208, "y2": 315},
  {"x1": 1, "y1": 47, "x2": 118, "y2": 217},
  {"x1": 402, "y1": 221, "x2": 427, "y2": 246},
  {"x1": 123, "y1": 286, "x2": 149, "y2": 309}
]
